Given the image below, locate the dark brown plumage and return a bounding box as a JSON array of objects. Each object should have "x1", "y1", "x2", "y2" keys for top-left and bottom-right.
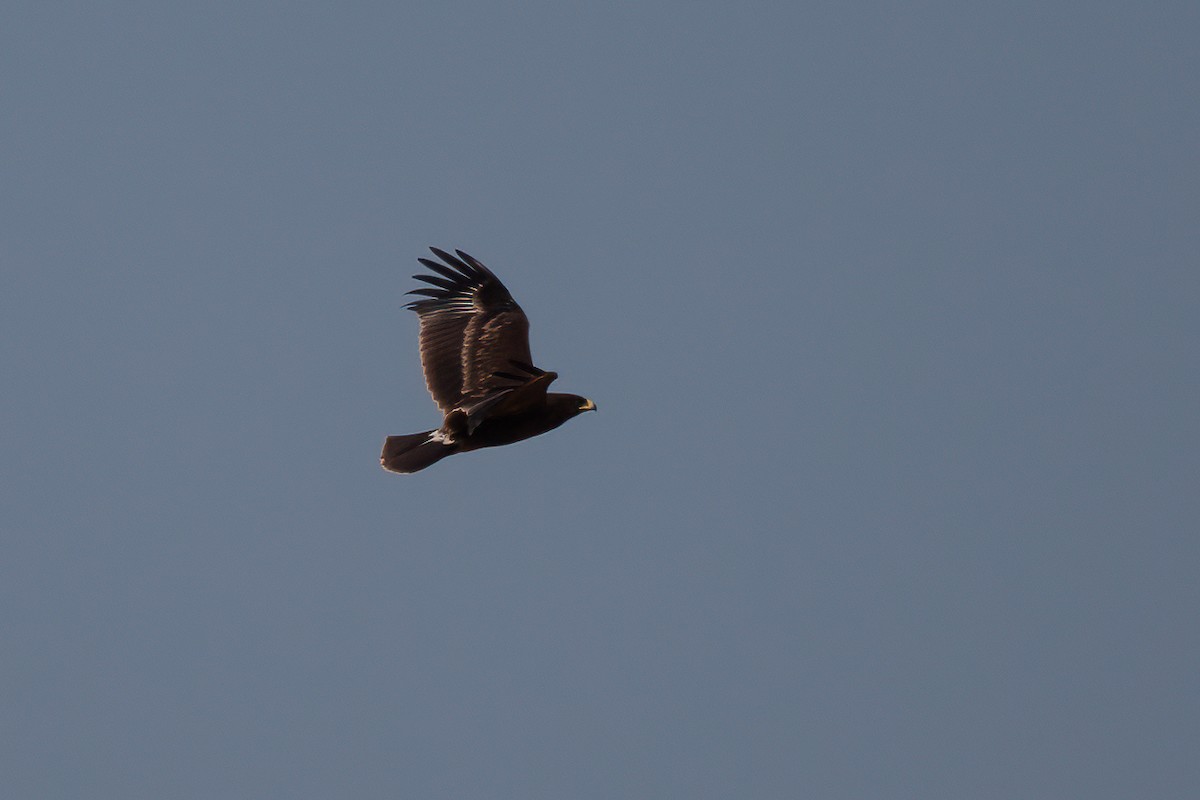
[{"x1": 380, "y1": 247, "x2": 596, "y2": 474}]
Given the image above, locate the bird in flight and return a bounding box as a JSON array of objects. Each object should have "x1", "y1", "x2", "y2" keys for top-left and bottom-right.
[{"x1": 380, "y1": 247, "x2": 596, "y2": 474}]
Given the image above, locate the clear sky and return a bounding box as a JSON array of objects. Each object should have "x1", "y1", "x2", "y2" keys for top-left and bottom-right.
[{"x1": 3, "y1": 2, "x2": 1198, "y2": 798}]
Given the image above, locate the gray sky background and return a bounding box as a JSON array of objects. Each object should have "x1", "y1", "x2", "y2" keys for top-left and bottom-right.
[{"x1": 3, "y1": 2, "x2": 1198, "y2": 798}]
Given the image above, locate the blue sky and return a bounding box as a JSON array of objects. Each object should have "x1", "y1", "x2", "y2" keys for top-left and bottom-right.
[{"x1": 3, "y1": 2, "x2": 1198, "y2": 798}]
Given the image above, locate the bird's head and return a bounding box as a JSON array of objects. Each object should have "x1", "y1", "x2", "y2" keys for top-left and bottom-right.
[{"x1": 546, "y1": 393, "x2": 597, "y2": 421}]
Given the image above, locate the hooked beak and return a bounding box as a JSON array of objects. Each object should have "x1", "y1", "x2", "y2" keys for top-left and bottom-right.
[{"x1": 580, "y1": 399, "x2": 597, "y2": 412}]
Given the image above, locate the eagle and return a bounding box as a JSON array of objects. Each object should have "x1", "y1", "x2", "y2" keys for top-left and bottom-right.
[{"x1": 380, "y1": 247, "x2": 596, "y2": 474}]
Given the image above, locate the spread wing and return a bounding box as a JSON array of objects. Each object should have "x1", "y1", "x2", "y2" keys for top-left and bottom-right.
[{"x1": 405, "y1": 248, "x2": 535, "y2": 414}]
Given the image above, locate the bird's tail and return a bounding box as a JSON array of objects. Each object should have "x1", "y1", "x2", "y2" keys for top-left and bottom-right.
[{"x1": 380, "y1": 430, "x2": 456, "y2": 474}]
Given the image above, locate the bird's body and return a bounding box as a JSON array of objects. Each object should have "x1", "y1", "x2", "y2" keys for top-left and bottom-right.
[{"x1": 381, "y1": 248, "x2": 595, "y2": 474}]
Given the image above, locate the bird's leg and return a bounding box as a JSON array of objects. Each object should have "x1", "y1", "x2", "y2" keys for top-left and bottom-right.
[{"x1": 441, "y1": 409, "x2": 469, "y2": 442}]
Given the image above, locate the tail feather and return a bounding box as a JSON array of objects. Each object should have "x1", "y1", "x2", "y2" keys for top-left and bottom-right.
[{"x1": 380, "y1": 430, "x2": 456, "y2": 474}]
